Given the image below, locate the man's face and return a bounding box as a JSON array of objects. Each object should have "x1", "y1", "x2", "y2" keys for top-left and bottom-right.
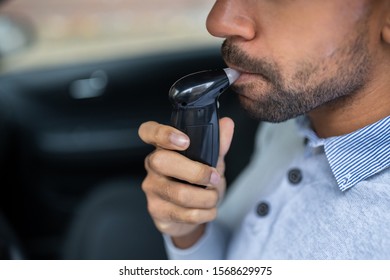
[{"x1": 206, "y1": 0, "x2": 384, "y2": 122}]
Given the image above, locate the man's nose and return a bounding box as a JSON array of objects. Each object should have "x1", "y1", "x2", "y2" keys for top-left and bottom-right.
[{"x1": 206, "y1": 0, "x2": 256, "y2": 41}]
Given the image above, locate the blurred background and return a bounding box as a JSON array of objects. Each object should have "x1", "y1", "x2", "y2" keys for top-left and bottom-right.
[
  {"x1": 0, "y1": 0, "x2": 218, "y2": 74},
  {"x1": 0, "y1": 0, "x2": 259, "y2": 260}
]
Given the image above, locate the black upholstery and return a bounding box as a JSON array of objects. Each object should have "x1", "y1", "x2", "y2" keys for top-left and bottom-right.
[
  {"x1": 63, "y1": 180, "x2": 166, "y2": 260},
  {"x1": 0, "y1": 212, "x2": 23, "y2": 259}
]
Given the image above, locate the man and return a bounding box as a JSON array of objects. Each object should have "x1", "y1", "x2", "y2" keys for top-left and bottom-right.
[{"x1": 138, "y1": 0, "x2": 390, "y2": 259}]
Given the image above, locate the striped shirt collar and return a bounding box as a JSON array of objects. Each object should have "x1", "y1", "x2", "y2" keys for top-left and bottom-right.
[{"x1": 297, "y1": 115, "x2": 390, "y2": 191}]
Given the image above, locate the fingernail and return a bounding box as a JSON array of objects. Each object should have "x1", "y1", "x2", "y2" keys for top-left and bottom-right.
[
  {"x1": 170, "y1": 133, "x2": 189, "y2": 148},
  {"x1": 210, "y1": 171, "x2": 220, "y2": 186}
]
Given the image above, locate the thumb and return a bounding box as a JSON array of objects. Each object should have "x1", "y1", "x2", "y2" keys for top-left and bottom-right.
[{"x1": 216, "y1": 117, "x2": 235, "y2": 174}]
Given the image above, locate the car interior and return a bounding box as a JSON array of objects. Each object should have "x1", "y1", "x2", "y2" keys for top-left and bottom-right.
[{"x1": 0, "y1": 0, "x2": 260, "y2": 260}]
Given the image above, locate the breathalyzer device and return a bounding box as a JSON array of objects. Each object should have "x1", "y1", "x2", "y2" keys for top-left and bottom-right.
[{"x1": 169, "y1": 68, "x2": 240, "y2": 167}]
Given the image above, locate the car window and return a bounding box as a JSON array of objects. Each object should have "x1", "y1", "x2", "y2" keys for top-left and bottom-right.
[{"x1": 0, "y1": 0, "x2": 219, "y2": 74}]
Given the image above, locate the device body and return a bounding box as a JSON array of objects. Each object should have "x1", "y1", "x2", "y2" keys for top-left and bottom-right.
[{"x1": 169, "y1": 68, "x2": 239, "y2": 167}]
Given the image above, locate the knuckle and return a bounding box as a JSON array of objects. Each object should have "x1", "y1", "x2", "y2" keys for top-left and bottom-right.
[
  {"x1": 159, "y1": 182, "x2": 176, "y2": 202},
  {"x1": 148, "y1": 150, "x2": 166, "y2": 171},
  {"x1": 167, "y1": 209, "x2": 183, "y2": 223},
  {"x1": 154, "y1": 125, "x2": 168, "y2": 145},
  {"x1": 174, "y1": 186, "x2": 189, "y2": 204},
  {"x1": 144, "y1": 153, "x2": 152, "y2": 171},
  {"x1": 146, "y1": 199, "x2": 158, "y2": 217},
  {"x1": 184, "y1": 209, "x2": 203, "y2": 224},
  {"x1": 192, "y1": 164, "x2": 211, "y2": 184},
  {"x1": 147, "y1": 199, "x2": 170, "y2": 222},
  {"x1": 141, "y1": 177, "x2": 151, "y2": 193},
  {"x1": 154, "y1": 220, "x2": 171, "y2": 233}
]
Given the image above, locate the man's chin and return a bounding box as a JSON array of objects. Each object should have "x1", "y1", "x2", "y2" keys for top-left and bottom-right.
[
  {"x1": 237, "y1": 95, "x2": 268, "y2": 121},
  {"x1": 237, "y1": 95, "x2": 300, "y2": 123}
]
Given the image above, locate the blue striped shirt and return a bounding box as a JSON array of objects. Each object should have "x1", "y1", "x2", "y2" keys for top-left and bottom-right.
[{"x1": 298, "y1": 115, "x2": 390, "y2": 191}]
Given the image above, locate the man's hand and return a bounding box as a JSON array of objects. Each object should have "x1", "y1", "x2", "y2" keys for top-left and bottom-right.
[{"x1": 138, "y1": 117, "x2": 234, "y2": 249}]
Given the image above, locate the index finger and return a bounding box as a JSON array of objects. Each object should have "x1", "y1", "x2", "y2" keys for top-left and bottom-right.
[{"x1": 138, "y1": 121, "x2": 190, "y2": 150}]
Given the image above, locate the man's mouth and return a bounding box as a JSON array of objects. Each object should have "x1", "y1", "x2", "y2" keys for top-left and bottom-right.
[{"x1": 226, "y1": 63, "x2": 269, "y2": 85}]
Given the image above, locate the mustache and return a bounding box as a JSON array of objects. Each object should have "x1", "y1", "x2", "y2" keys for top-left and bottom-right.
[{"x1": 221, "y1": 40, "x2": 281, "y2": 84}]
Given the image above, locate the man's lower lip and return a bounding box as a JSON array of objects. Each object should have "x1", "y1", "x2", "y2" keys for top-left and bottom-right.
[{"x1": 235, "y1": 72, "x2": 260, "y2": 84}]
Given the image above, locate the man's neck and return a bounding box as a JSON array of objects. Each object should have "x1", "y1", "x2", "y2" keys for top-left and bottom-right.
[{"x1": 308, "y1": 78, "x2": 390, "y2": 138}]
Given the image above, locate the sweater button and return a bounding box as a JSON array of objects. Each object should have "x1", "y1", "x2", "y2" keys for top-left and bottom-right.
[
  {"x1": 256, "y1": 202, "x2": 270, "y2": 217},
  {"x1": 288, "y1": 168, "x2": 302, "y2": 185}
]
